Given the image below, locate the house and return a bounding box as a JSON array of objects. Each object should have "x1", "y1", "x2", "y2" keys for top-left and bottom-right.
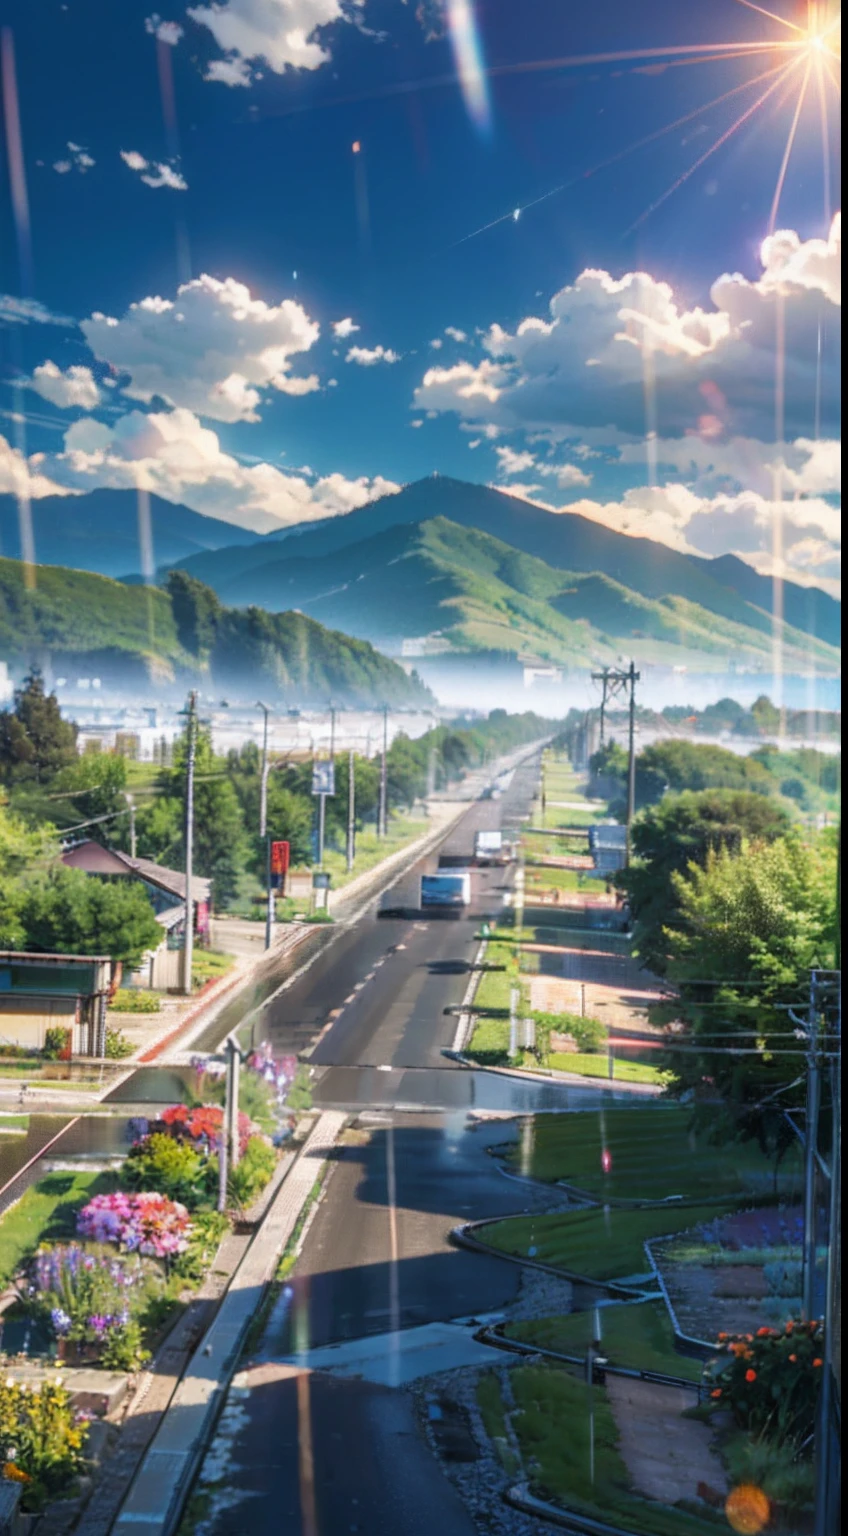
[
  {"x1": 61, "y1": 841, "x2": 211, "y2": 990},
  {"x1": 0, "y1": 950, "x2": 111, "y2": 1056}
]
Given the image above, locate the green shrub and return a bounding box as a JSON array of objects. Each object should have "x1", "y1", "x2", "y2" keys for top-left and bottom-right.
[
  {"x1": 99, "y1": 1317, "x2": 150, "y2": 1372},
  {"x1": 706, "y1": 1319, "x2": 823, "y2": 1446},
  {"x1": 109, "y1": 988, "x2": 161, "y2": 1014},
  {"x1": 230, "y1": 1136, "x2": 277, "y2": 1207},
  {"x1": 122, "y1": 1133, "x2": 217, "y2": 1210},
  {"x1": 105, "y1": 1027, "x2": 134, "y2": 1059},
  {"x1": 285, "y1": 1066, "x2": 313, "y2": 1112},
  {"x1": 532, "y1": 1010, "x2": 606, "y2": 1054},
  {"x1": 42, "y1": 1026, "x2": 71, "y2": 1061},
  {"x1": 171, "y1": 1210, "x2": 229, "y2": 1282}
]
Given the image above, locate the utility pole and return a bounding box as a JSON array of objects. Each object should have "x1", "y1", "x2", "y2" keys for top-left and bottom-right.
[
  {"x1": 125, "y1": 793, "x2": 136, "y2": 860},
  {"x1": 317, "y1": 786, "x2": 326, "y2": 867},
  {"x1": 329, "y1": 704, "x2": 336, "y2": 764},
  {"x1": 180, "y1": 691, "x2": 197, "y2": 996},
  {"x1": 265, "y1": 834, "x2": 275, "y2": 951},
  {"x1": 346, "y1": 747, "x2": 356, "y2": 873},
  {"x1": 378, "y1": 705, "x2": 389, "y2": 837},
  {"x1": 802, "y1": 974, "x2": 822, "y2": 1322},
  {"x1": 591, "y1": 662, "x2": 640, "y2": 864},
  {"x1": 256, "y1": 700, "x2": 271, "y2": 838},
  {"x1": 227, "y1": 1035, "x2": 241, "y2": 1171}
]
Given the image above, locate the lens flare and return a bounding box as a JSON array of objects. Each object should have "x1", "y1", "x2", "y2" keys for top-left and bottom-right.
[{"x1": 446, "y1": 0, "x2": 492, "y2": 133}]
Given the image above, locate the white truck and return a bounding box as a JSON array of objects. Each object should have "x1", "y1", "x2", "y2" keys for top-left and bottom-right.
[
  {"x1": 420, "y1": 871, "x2": 472, "y2": 909},
  {"x1": 474, "y1": 829, "x2": 506, "y2": 865}
]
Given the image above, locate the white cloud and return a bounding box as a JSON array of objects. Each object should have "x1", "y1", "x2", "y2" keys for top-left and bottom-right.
[
  {"x1": 495, "y1": 445, "x2": 535, "y2": 477},
  {"x1": 332, "y1": 316, "x2": 359, "y2": 338},
  {"x1": 0, "y1": 433, "x2": 75, "y2": 500},
  {"x1": 0, "y1": 294, "x2": 76, "y2": 328},
  {"x1": 345, "y1": 344, "x2": 401, "y2": 366},
  {"x1": 30, "y1": 360, "x2": 101, "y2": 410},
  {"x1": 120, "y1": 150, "x2": 187, "y2": 190},
  {"x1": 414, "y1": 216, "x2": 842, "y2": 446},
  {"x1": 81, "y1": 273, "x2": 320, "y2": 423},
  {"x1": 548, "y1": 462, "x2": 592, "y2": 488},
  {"x1": 203, "y1": 55, "x2": 253, "y2": 85},
  {"x1": 53, "y1": 142, "x2": 94, "y2": 174},
  {"x1": 444, "y1": 325, "x2": 467, "y2": 342},
  {"x1": 564, "y1": 482, "x2": 841, "y2": 595},
  {"x1": 188, "y1": 1, "x2": 355, "y2": 86},
  {"x1": 45, "y1": 406, "x2": 398, "y2": 532},
  {"x1": 429, "y1": 337, "x2": 443, "y2": 349},
  {"x1": 145, "y1": 16, "x2": 184, "y2": 45}
]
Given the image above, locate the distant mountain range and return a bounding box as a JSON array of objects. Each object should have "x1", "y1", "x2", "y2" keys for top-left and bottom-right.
[
  {"x1": 165, "y1": 479, "x2": 840, "y2": 673},
  {"x1": 0, "y1": 555, "x2": 429, "y2": 707},
  {"x1": 1, "y1": 477, "x2": 838, "y2": 677},
  {"x1": 0, "y1": 488, "x2": 261, "y2": 578}
]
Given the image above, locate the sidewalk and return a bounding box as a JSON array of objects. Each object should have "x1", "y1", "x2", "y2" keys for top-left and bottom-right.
[{"x1": 112, "y1": 1109, "x2": 347, "y2": 1536}]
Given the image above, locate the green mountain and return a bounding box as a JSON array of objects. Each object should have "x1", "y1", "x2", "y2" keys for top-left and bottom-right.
[
  {"x1": 169, "y1": 476, "x2": 840, "y2": 653},
  {"x1": 0, "y1": 556, "x2": 429, "y2": 707},
  {"x1": 180, "y1": 515, "x2": 839, "y2": 674}
]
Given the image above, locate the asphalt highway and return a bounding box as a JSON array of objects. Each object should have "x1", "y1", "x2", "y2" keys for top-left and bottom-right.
[{"x1": 184, "y1": 750, "x2": 607, "y2": 1536}]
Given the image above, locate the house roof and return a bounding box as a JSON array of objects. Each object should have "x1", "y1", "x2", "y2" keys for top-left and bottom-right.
[{"x1": 61, "y1": 841, "x2": 211, "y2": 904}]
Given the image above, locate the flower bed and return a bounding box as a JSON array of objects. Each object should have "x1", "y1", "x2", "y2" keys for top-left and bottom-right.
[
  {"x1": 25, "y1": 1243, "x2": 163, "y2": 1371},
  {"x1": 77, "y1": 1191, "x2": 193, "y2": 1258},
  {"x1": 0, "y1": 1376, "x2": 87, "y2": 1512},
  {"x1": 707, "y1": 1319, "x2": 823, "y2": 1443}
]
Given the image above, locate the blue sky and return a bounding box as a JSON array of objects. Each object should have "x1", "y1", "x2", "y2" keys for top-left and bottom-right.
[{"x1": 0, "y1": 1, "x2": 841, "y2": 593}]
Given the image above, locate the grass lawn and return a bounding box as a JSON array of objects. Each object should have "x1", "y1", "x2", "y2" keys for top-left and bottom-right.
[
  {"x1": 547, "y1": 1052, "x2": 669, "y2": 1085},
  {"x1": 510, "y1": 1364, "x2": 722, "y2": 1535},
  {"x1": 476, "y1": 1371, "x2": 520, "y2": 1475},
  {"x1": 505, "y1": 1300, "x2": 704, "y2": 1382},
  {"x1": 0, "y1": 1168, "x2": 119, "y2": 1287},
  {"x1": 466, "y1": 1017, "x2": 512, "y2": 1063},
  {"x1": 191, "y1": 949, "x2": 237, "y2": 988},
  {"x1": 322, "y1": 813, "x2": 429, "y2": 889},
  {"x1": 506, "y1": 1105, "x2": 802, "y2": 1202},
  {"x1": 0, "y1": 1114, "x2": 29, "y2": 1132},
  {"x1": 478, "y1": 1202, "x2": 738, "y2": 1283}
]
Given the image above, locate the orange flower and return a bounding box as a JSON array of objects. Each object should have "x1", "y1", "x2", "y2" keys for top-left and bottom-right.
[
  {"x1": 711, "y1": 1388, "x2": 723, "y2": 1399},
  {"x1": 789, "y1": 1354, "x2": 797, "y2": 1362},
  {"x1": 756, "y1": 1327, "x2": 772, "y2": 1337},
  {"x1": 717, "y1": 1332, "x2": 728, "y2": 1341},
  {"x1": 1, "y1": 1463, "x2": 30, "y2": 1483},
  {"x1": 785, "y1": 1321, "x2": 795, "y2": 1333},
  {"x1": 813, "y1": 1358, "x2": 823, "y2": 1368},
  {"x1": 745, "y1": 1369, "x2": 757, "y2": 1382}
]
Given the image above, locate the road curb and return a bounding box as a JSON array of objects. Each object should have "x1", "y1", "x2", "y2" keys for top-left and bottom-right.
[
  {"x1": 449, "y1": 1220, "x2": 648, "y2": 1300},
  {"x1": 473, "y1": 1322, "x2": 708, "y2": 1392},
  {"x1": 504, "y1": 1482, "x2": 646, "y2": 1536}
]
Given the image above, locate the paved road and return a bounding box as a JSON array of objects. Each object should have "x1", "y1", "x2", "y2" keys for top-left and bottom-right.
[{"x1": 182, "y1": 750, "x2": 607, "y2": 1536}]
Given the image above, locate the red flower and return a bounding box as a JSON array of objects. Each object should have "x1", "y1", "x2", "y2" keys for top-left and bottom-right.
[
  {"x1": 813, "y1": 1358, "x2": 823, "y2": 1368},
  {"x1": 756, "y1": 1327, "x2": 772, "y2": 1337},
  {"x1": 789, "y1": 1354, "x2": 797, "y2": 1363},
  {"x1": 745, "y1": 1369, "x2": 757, "y2": 1383},
  {"x1": 711, "y1": 1388, "x2": 723, "y2": 1399}
]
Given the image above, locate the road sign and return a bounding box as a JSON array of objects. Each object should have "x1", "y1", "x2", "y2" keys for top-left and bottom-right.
[
  {"x1": 312, "y1": 871, "x2": 331, "y2": 889},
  {"x1": 271, "y1": 840, "x2": 290, "y2": 876},
  {"x1": 312, "y1": 761, "x2": 335, "y2": 796}
]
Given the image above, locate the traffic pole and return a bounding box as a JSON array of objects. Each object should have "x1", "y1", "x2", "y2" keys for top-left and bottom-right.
[
  {"x1": 346, "y1": 747, "x2": 355, "y2": 873},
  {"x1": 180, "y1": 691, "x2": 197, "y2": 996}
]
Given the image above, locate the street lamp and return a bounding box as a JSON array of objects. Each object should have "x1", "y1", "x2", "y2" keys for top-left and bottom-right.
[{"x1": 256, "y1": 701, "x2": 272, "y2": 838}]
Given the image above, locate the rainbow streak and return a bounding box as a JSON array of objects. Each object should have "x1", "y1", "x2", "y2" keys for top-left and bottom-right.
[{"x1": 446, "y1": 0, "x2": 492, "y2": 133}]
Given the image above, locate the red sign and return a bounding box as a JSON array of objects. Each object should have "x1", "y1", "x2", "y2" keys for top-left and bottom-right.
[{"x1": 271, "y1": 841, "x2": 290, "y2": 876}]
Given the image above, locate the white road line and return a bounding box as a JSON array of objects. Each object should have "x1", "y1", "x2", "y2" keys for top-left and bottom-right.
[{"x1": 451, "y1": 938, "x2": 489, "y2": 1053}]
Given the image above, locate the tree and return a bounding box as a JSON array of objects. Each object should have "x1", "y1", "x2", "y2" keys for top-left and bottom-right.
[
  {"x1": 622, "y1": 789, "x2": 791, "y2": 974},
  {"x1": 0, "y1": 796, "x2": 59, "y2": 949},
  {"x1": 660, "y1": 831, "x2": 838, "y2": 1154},
  {"x1": 157, "y1": 726, "x2": 247, "y2": 909},
  {"x1": 751, "y1": 694, "x2": 781, "y2": 735},
  {"x1": 634, "y1": 739, "x2": 775, "y2": 808},
  {"x1": 0, "y1": 670, "x2": 78, "y2": 785},
  {"x1": 166, "y1": 571, "x2": 222, "y2": 659},
  {"x1": 19, "y1": 866, "x2": 162, "y2": 966}
]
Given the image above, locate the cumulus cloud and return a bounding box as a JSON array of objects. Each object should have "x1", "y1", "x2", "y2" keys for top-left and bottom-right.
[
  {"x1": 43, "y1": 406, "x2": 398, "y2": 532},
  {"x1": 0, "y1": 433, "x2": 74, "y2": 500},
  {"x1": 53, "y1": 142, "x2": 95, "y2": 175},
  {"x1": 145, "y1": 15, "x2": 184, "y2": 45},
  {"x1": 30, "y1": 360, "x2": 101, "y2": 410},
  {"x1": 565, "y1": 482, "x2": 841, "y2": 595},
  {"x1": 332, "y1": 317, "x2": 359, "y2": 338},
  {"x1": 444, "y1": 325, "x2": 467, "y2": 342},
  {"x1": 345, "y1": 344, "x2": 401, "y2": 366},
  {"x1": 120, "y1": 150, "x2": 187, "y2": 190},
  {"x1": 414, "y1": 217, "x2": 842, "y2": 445},
  {"x1": 188, "y1": 1, "x2": 355, "y2": 87},
  {"x1": 81, "y1": 273, "x2": 320, "y2": 423}
]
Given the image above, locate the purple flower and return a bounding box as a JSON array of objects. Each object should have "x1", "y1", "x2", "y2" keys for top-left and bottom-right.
[{"x1": 51, "y1": 1308, "x2": 72, "y2": 1337}]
